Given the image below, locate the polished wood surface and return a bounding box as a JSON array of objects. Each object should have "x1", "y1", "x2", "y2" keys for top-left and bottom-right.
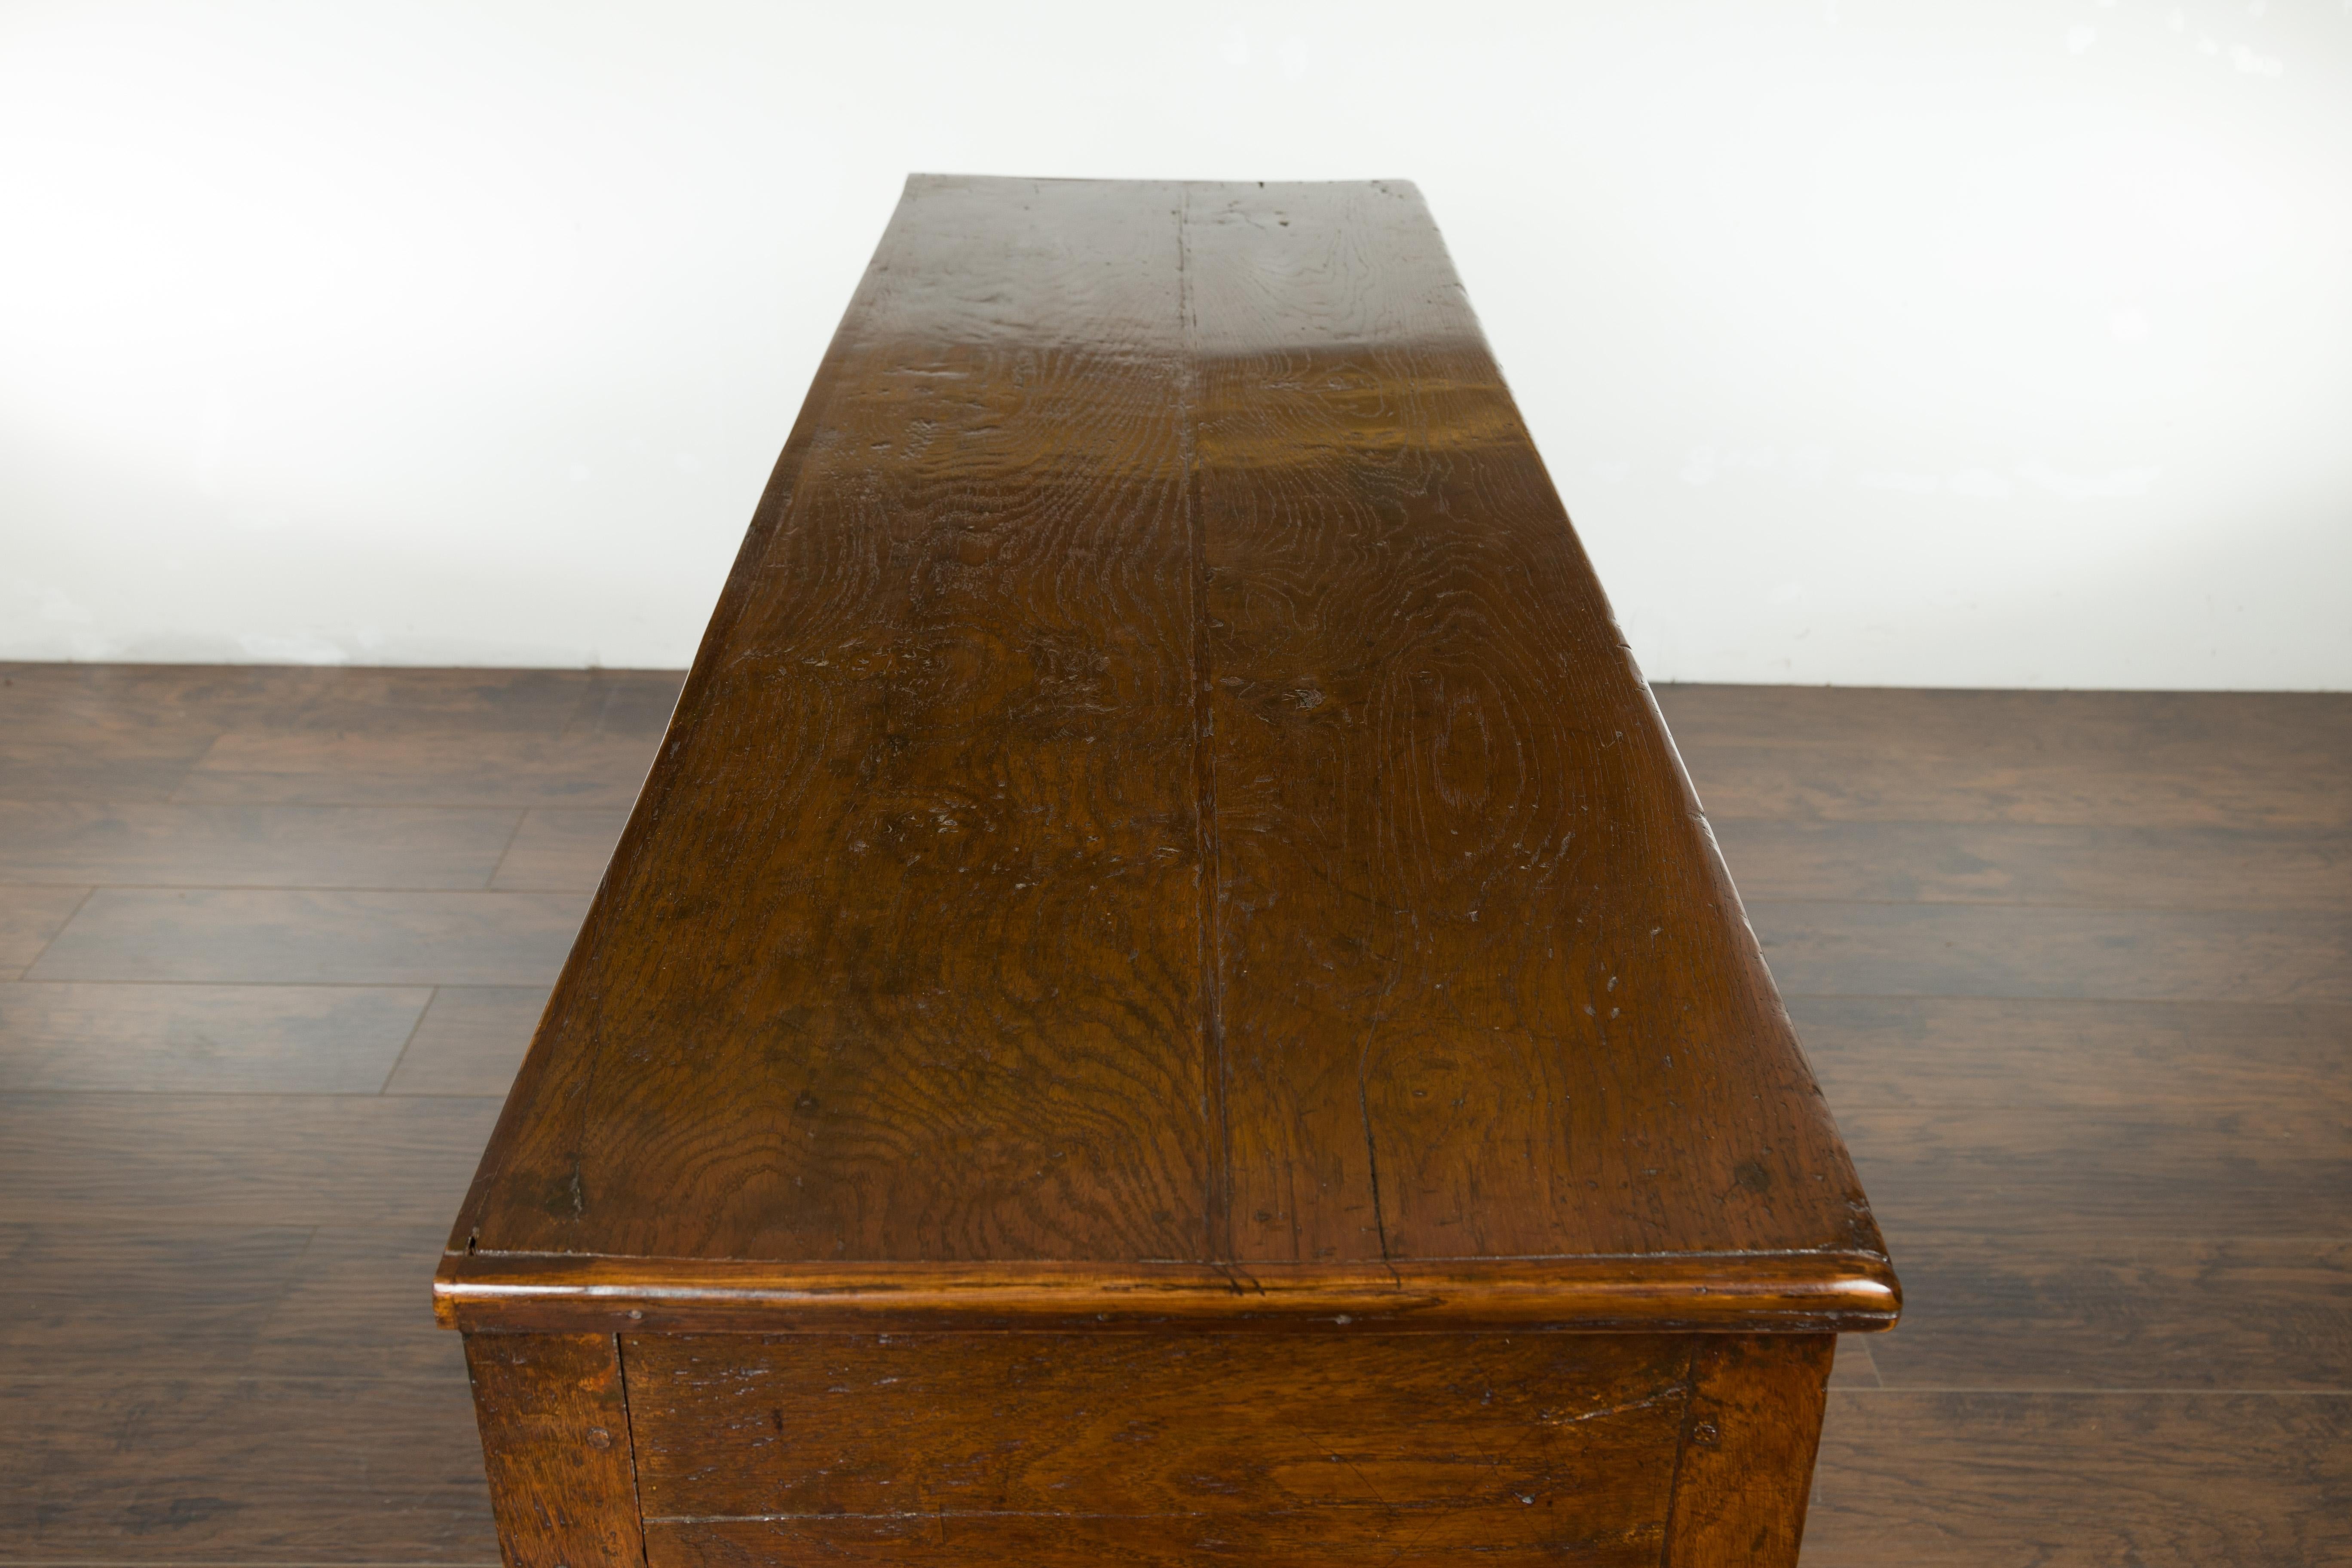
[
  {"x1": 429, "y1": 175, "x2": 1880, "y2": 1567},
  {"x1": 1665, "y1": 1335, "x2": 1835, "y2": 1564},
  {"x1": 1188, "y1": 184, "x2": 1856, "y2": 1274},
  {"x1": 2, "y1": 664, "x2": 2345, "y2": 1562},
  {"x1": 464, "y1": 1334, "x2": 643, "y2": 1568},
  {"x1": 618, "y1": 1329, "x2": 1839, "y2": 1564},
  {"x1": 630, "y1": 1331, "x2": 1692, "y2": 1558},
  {"x1": 435, "y1": 1251, "x2": 1888, "y2": 1336},
  {"x1": 442, "y1": 177, "x2": 1888, "y2": 1341}
]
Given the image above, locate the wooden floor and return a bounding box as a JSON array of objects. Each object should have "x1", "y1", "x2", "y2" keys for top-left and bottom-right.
[{"x1": 0, "y1": 664, "x2": 2344, "y2": 1565}]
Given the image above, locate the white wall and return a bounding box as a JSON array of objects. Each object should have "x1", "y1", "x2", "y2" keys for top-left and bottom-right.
[{"x1": 3, "y1": 0, "x2": 2347, "y2": 686}]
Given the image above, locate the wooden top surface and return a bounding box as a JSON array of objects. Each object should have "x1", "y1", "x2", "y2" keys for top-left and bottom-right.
[{"x1": 439, "y1": 176, "x2": 1895, "y2": 1334}]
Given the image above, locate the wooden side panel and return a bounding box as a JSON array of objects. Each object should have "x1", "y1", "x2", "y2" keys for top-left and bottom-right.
[
  {"x1": 465, "y1": 1332, "x2": 645, "y2": 1568},
  {"x1": 1187, "y1": 178, "x2": 1877, "y2": 1266},
  {"x1": 625, "y1": 1331, "x2": 1687, "y2": 1555},
  {"x1": 1663, "y1": 1333, "x2": 1835, "y2": 1568}
]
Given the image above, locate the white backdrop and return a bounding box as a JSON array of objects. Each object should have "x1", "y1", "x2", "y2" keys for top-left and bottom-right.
[{"x1": 3, "y1": 0, "x2": 2348, "y2": 686}]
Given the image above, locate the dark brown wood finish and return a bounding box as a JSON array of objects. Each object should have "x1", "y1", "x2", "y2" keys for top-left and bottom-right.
[
  {"x1": 455, "y1": 177, "x2": 1214, "y2": 1274},
  {"x1": 12, "y1": 203, "x2": 2334, "y2": 1568},
  {"x1": 1663, "y1": 1335, "x2": 1835, "y2": 1564},
  {"x1": 441, "y1": 175, "x2": 1891, "y2": 1338},
  {"x1": 1809, "y1": 1391, "x2": 2352, "y2": 1565},
  {"x1": 0, "y1": 980, "x2": 428, "y2": 1092},
  {"x1": 421, "y1": 176, "x2": 1892, "y2": 1568},
  {"x1": 629, "y1": 1331, "x2": 1691, "y2": 1556},
  {"x1": 386, "y1": 986, "x2": 556, "y2": 1097},
  {"x1": 4, "y1": 662, "x2": 2346, "y2": 1561},
  {"x1": 30, "y1": 887, "x2": 590, "y2": 986},
  {"x1": 1187, "y1": 182, "x2": 1867, "y2": 1271},
  {"x1": 617, "y1": 1330, "x2": 1847, "y2": 1565},
  {"x1": 0, "y1": 1372, "x2": 490, "y2": 1555},
  {"x1": 464, "y1": 1333, "x2": 646, "y2": 1568}
]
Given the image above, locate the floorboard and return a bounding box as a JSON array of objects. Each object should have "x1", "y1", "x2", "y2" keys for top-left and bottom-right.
[
  {"x1": 3, "y1": 1222, "x2": 470, "y2": 1385},
  {"x1": 1806, "y1": 1391, "x2": 2352, "y2": 1566},
  {"x1": 1786, "y1": 995, "x2": 2352, "y2": 1112},
  {"x1": 1846, "y1": 1105, "x2": 2352, "y2": 1239},
  {"x1": 1861, "y1": 1237, "x2": 2352, "y2": 1391},
  {"x1": 1753, "y1": 901, "x2": 2352, "y2": 1003},
  {"x1": 0, "y1": 1373, "x2": 497, "y2": 1560},
  {"x1": 0, "y1": 883, "x2": 91, "y2": 975},
  {"x1": 1650, "y1": 685, "x2": 2352, "y2": 759},
  {"x1": 1, "y1": 1222, "x2": 318, "y2": 1374},
  {"x1": 1675, "y1": 744, "x2": 2351, "y2": 827},
  {"x1": 174, "y1": 729, "x2": 668, "y2": 808},
  {"x1": 0, "y1": 801, "x2": 522, "y2": 888},
  {"x1": 0, "y1": 981, "x2": 430, "y2": 1093},
  {"x1": 1714, "y1": 819, "x2": 2352, "y2": 910},
  {"x1": 0, "y1": 668, "x2": 2343, "y2": 1564},
  {"x1": 0, "y1": 1092, "x2": 502, "y2": 1227},
  {"x1": 27, "y1": 888, "x2": 590, "y2": 986},
  {"x1": 382, "y1": 987, "x2": 552, "y2": 1098},
  {"x1": 486, "y1": 807, "x2": 631, "y2": 891}
]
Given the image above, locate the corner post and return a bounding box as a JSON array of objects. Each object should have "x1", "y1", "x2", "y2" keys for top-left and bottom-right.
[
  {"x1": 463, "y1": 1332, "x2": 647, "y2": 1568},
  {"x1": 1663, "y1": 1333, "x2": 1836, "y2": 1566}
]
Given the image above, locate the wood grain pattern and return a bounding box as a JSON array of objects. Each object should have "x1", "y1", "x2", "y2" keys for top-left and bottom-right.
[
  {"x1": 0, "y1": 1372, "x2": 495, "y2": 1557},
  {"x1": 437, "y1": 1252, "x2": 1893, "y2": 1336},
  {"x1": 3, "y1": 662, "x2": 589, "y2": 763},
  {"x1": 626, "y1": 1331, "x2": 1687, "y2": 1531},
  {"x1": 1712, "y1": 819, "x2": 2352, "y2": 911},
  {"x1": 1, "y1": 1092, "x2": 499, "y2": 1225},
  {"x1": 424, "y1": 181, "x2": 1886, "y2": 1566},
  {"x1": 1185, "y1": 181, "x2": 1869, "y2": 1271},
  {"x1": 1752, "y1": 900, "x2": 2352, "y2": 1003},
  {"x1": 1675, "y1": 743, "x2": 2352, "y2": 830},
  {"x1": 0, "y1": 980, "x2": 429, "y2": 1092},
  {"x1": 0, "y1": 1222, "x2": 314, "y2": 1375},
  {"x1": 492, "y1": 808, "x2": 635, "y2": 891},
  {"x1": 1655, "y1": 686, "x2": 2352, "y2": 833},
  {"x1": 1660, "y1": 1335, "x2": 1833, "y2": 1566},
  {"x1": 0, "y1": 661, "x2": 664, "y2": 807},
  {"x1": 1863, "y1": 1237, "x2": 2352, "y2": 1391},
  {"x1": 30, "y1": 887, "x2": 588, "y2": 985},
  {"x1": 177, "y1": 729, "x2": 663, "y2": 807},
  {"x1": 1826, "y1": 1336, "x2": 1881, "y2": 1388},
  {"x1": 1805, "y1": 1390, "x2": 2352, "y2": 1566},
  {"x1": 1653, "y1": 685, "x2": 2352, "y2": 771},
  {"x1": 105, "y1": 663, "x2": 592, "y2": 735},
  {"x1": 0, "y1": 882, "x2": 87, "y2": 974},
  {"x1": 254, "y1": 1224, "x2": 476, "y2": 1380},
  {"x1": 0, "y1": 663, "x2": 226, "y2": 802},
  {"x1": 0, "y1": 799, "x2": 521, "y2": 888},
  {"x1": 646, "y1": 1512, "x2": 1663, "y2": 1566},
  {"x1": 125, "y1": 665, "x2": 594, "y2": 737},
  {"x1": 384, "y1": 985, "x2": 551, "y2": 1097},
  {"x1": 1, "y1": 1220, "x2": 467, "y2": 1382},
  {"x1": 565, "y1": 670, "x2": 688, "y2": 740},
  {"x1": 1844, "y1": 1106, "x2": 2351, "y2": 1239},
  {"x1": 6, "y1": 657, "x2": 2343, "y2": 1562},
  {"x1": 466, "y1": 1333, "x2": 646, "y2": 1568},
  {"x1": 1785, "y1": 995, "x2": 2352, "y2": 1112},
  {"x1": 457, "y1": 176, "x2": 1215, "y2": 1273},
  {"x1": 444, "y1": 175, "x2": 1888, "y2": 1336}
]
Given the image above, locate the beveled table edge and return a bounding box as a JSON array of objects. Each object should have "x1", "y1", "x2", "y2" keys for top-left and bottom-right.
[{"x1": 434, "y1": 1250, "x2": 1900, "y2": 1335}]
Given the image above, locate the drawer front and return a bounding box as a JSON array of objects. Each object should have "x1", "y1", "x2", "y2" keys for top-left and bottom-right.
[{"x1": 625, "y1": 1331, "x2": 1691, "y2": 1565}]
